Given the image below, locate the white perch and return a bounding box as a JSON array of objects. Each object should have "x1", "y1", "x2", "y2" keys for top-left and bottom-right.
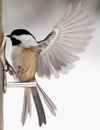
[{"x1": 6, "y1": 82, "x2": 37, "y2": 88}]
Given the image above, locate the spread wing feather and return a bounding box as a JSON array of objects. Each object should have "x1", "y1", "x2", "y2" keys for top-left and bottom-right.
[{"x1": 36, "y1": 2, "x2": 94, "y2": 78}]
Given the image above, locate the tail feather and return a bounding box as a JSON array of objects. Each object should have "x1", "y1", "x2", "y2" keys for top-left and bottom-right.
[
  {"x1": 21, "y1": 83, "x2": 57, "y2": 126},
  {"x1": 27, "y1": 88, "x2": 32, "y2": 117},
  {"x1": 37, "y1": 84, "x2": 57, "y2": 116},
  {"x1": 21, "y1": 88, "x2": 32, "y2": 126},
  {"x1": 31, "y1": 87, "x2": 46, "y2": 126}
]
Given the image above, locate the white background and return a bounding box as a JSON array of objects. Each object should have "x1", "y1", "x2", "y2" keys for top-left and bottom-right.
[{"x1": 3, "y1": 0, "x2": 100, "y2": 130}]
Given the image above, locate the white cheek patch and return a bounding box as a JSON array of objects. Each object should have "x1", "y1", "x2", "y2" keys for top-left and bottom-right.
[{"x1": 13, "y1": 35, "x2": 38, "y2": 47}]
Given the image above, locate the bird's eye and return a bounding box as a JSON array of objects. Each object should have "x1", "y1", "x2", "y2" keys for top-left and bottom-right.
[{"x1": 11, "y1": 37, "x2": 21, "y2": 46}]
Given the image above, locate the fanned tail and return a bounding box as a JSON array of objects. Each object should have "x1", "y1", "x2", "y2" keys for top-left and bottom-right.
[{"x1": 21, "y1": 82, "x2": 57, "y2": 126}]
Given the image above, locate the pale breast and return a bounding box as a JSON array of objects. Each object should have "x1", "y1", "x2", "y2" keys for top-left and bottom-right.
[{"x1": 11, "y1": 46, "x2": 39, "y2": 82}]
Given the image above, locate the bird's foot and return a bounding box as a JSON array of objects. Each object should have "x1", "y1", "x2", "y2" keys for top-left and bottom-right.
[{"x1": 5, "y1": 59, "x2": 17, "y2": 77}]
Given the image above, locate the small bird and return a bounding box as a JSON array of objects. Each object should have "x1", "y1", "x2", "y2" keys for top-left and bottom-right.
[{"x1": 6, "y1": 2, "x2": 94, "y2": 126}]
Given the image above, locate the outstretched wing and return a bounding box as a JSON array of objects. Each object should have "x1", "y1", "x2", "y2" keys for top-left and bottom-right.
[{"x1": 36, "y1": 2, "x2": 94, "y2": 78}]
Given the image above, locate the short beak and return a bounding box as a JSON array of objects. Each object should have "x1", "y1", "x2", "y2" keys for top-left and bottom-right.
[{"x1": 6, "y1": 35, "x2": 11, "y2": 38}]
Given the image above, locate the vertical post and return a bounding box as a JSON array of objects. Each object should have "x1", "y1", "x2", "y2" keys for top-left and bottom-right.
[
  {"x1": 0, "y1": 62, "x2": 4, "y2": 130},
  {"x1": 0, "y1": 0, "x2": 4, "y2": 130}
]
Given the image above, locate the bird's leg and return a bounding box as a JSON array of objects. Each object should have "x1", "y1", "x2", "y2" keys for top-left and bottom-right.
[{"x1": 5, "y1": 59, "x2": 18, "y2": 77}]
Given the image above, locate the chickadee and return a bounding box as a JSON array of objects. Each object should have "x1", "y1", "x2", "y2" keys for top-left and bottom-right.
[{"x1": 6, "y1": 2, "x2": 94, "y2": 126}]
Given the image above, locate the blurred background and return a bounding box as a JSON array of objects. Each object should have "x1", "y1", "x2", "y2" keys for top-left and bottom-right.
[{"x1": 3, "y1": 0, "x2": 100, "y2": 130}]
